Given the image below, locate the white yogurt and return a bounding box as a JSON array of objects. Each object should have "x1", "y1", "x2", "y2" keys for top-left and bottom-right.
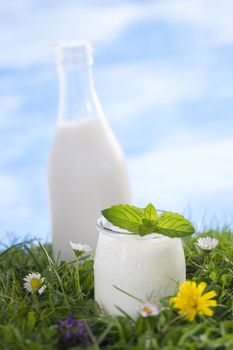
[{"x1": 94, "y1": 217, "x2": 186, "y2": 318}]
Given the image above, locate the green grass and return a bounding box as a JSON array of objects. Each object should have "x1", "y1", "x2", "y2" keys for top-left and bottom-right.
[{"x1": 0, "y1": 229, "x2": 233, "y2": 350}]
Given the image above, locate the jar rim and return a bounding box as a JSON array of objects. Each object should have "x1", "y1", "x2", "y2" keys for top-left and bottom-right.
[{"x1": 96, "y1": 217, "x2": 171, "y2": 242}]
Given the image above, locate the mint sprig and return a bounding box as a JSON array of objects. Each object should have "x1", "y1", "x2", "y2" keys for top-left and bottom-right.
[{"x1": 101, "y1": 203, "x2": 195, "y2": 238}]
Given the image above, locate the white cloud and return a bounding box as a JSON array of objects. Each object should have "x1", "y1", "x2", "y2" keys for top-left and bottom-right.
[
  {"x1": 142, "y1": 0, "x2": 233, "y2": 45},
  {"x1": 96, "y1": 59, "x2": 207, "y2": 123},
  {"x1": 0, "y1": 2, "x2": 143, "y2": 68},
  {"x1": 1, "y1": 0, "x2": 233, "y2": 69},
  {"x1": 128, "y1": 134, "x2": 233, "y2": 222},
  {"x1": 144, "y1": 0, "x2": 205, "y2": 24}
]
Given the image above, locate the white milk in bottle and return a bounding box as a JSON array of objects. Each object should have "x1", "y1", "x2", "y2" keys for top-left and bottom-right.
[{"x1": 48, "y1": 42, "x2": 132, "y2": 261}]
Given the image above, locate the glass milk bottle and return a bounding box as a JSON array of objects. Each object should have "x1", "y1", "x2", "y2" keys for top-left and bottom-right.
[
  {"x1": 48, "y1": 42, "x2": 132, "y2": 261},
  {"x1": 94, "y1": 217, "x2": 186, "y2": 318}
]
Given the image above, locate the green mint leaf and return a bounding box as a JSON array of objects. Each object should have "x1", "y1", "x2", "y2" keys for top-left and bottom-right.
[
  {"x1": 101, "y1": 204, "x2": 144, "y2": 234},
  {"x1": 144, "y1": 203, "x2": 158, "y2": 223},
  {"x1": 157, "y1": 212, "x2": 195, "y2": 238},
  {"x1": 138, "y1": 224, "x2": 151, "y2": 236},
  {"x1": 139, "y1": 218, "x2": 157, "y2": 236}
]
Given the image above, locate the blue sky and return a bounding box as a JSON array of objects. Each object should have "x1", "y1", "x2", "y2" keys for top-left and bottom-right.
[{"x1": 1, "y1": 0, "x2": 233, "y2": 242}]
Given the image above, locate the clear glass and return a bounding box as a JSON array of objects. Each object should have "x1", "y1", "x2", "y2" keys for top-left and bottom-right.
[
  {"x1": 94, "y1": 218, "x2": 186, "y2": 318},
  {"x1": 56, "y1": 42, "x2": 104, "y2": 122}
]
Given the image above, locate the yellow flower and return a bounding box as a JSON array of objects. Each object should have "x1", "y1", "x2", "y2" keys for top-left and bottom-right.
[{"x1": 170, "y1": 281, "x2": 217, "y2": 321}]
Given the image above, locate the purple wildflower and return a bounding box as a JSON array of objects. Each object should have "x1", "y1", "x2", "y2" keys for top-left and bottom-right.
[{"x1": 56, "y1": 315, "x2": 93, "y2": 347}]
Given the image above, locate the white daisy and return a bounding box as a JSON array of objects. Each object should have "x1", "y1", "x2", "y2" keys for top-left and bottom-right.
[
  {"x1": 70, "y1": 241, "x2": 92, "y2": 254},
  {"x1": 23, "y1": 273, "x2": 46, "y2": 294},
  {"x1": 196, "y1": 237, "x2": 219, "y2": 251},
  {"x1": 139, "y1": 300, "x2": 161, "y2": 318},
  {"x1": 38, "y1": 284, "x2": 46, "y2": 295}
]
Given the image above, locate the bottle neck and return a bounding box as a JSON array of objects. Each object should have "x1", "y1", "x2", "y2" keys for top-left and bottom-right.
[{"x1": 57, "y1": 62, "x2": 104, "y2": 123}]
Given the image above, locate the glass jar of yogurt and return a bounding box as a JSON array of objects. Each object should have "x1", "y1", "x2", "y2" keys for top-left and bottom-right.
[{"x1": 94, "y1": 217, "x2": 186, "y2": 318}]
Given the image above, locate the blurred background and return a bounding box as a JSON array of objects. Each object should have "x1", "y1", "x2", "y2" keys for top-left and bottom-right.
[{"x1": 1, "y1": 0, "x2": 233, "y2": 242}]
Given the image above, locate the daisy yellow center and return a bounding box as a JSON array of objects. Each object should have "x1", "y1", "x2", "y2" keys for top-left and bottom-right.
[
  {"x1": 30, "y1": 278, "x2": 41, "y2": 291},
  {"x1": 143, "y1": 306, "x2": 152, "y2": 315}
]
